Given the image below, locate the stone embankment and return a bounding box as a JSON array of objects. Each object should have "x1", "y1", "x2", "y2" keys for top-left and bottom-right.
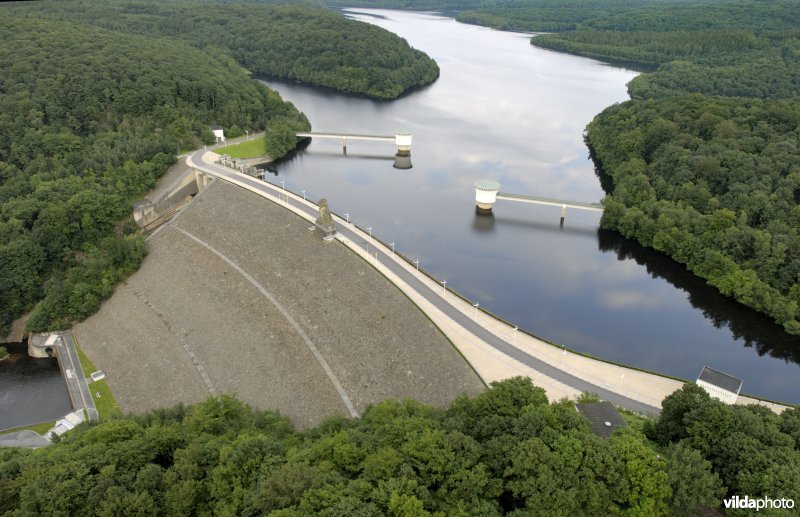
[{"x1": 75, "y1": 180, "x2": 484, "y2": 427}]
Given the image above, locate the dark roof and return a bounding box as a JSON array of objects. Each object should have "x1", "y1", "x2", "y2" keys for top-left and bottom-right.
[
  {"x1": 211, "y1": 125, "x2": 223, "y2": 130},
  {"x1": 575, "y1": 401, "x2": 627, "y2": 438},
  {"x1": 697, "y1": 366, "x2": 742, "y2": 394}
]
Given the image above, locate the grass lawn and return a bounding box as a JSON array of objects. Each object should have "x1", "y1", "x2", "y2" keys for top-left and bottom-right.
[
  {"x1": 74, "y1": 340, "x2": 122, "y2": 420},
  {"x1": 216, "y1": 137, "x2": 268, "y2": 159},
  {"x1": 0, "y1": 421, "x2": 55, "y2": 436}
]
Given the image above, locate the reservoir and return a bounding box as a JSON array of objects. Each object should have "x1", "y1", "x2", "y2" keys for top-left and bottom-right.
[
  {"x1": 0, "y1": 341, "x2": 72, "y2": 431},
  {"x1": 260, "y1": 9, "x2": 799, "y2": 403}
]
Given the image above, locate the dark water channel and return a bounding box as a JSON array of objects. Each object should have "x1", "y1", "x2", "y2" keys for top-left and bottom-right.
[
  {"x1": 259, "y1": 9, "x2": 799, "y2": 403},
  {"x1": 0, "y1": 341, "x2": 71, "y2": 431}
]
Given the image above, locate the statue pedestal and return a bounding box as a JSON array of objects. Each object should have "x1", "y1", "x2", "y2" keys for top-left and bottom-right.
[{"x1": 314, "y1": 198, "x2": 337, "y2": 241}]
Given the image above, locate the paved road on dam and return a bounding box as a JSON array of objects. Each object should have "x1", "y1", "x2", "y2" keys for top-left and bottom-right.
[{"x1": 188, "y1": 148, "x2": 662, "y2": 415}]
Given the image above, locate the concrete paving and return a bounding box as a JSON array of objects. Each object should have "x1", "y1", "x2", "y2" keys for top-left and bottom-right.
[
  {"x1": 0, "y1": 431, "x2": 50, "y2": 449},
  {"x1": 58, "y1": 332, "x2": 98, "y2": 422}
]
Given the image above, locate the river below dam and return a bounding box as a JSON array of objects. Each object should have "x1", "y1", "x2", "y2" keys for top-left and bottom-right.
[
  {"x1": 0, "y1": 341, "x2": 71, "y2": 431},
  {"x1": 259, "y1": 9, "x2": 799, "y2": 403}
]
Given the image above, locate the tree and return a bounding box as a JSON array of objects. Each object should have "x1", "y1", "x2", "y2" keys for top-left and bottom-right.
[{"x1": 663, "y1": 442, "x2": 724, "y2": 515}]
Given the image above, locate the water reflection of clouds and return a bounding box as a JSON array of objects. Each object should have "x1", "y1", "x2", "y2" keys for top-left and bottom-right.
[
  {"x1": 596, "y1": 290, "x2": 666, "y2": 310},
  {"x1": 261, "y1": 11, "x2": 798, "y2": 401}
]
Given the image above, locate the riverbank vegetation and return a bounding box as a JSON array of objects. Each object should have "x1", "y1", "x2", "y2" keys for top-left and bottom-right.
[
  {"x1": 11, "y1": 0, "x2": 439, "y2": 100},
  {"x1": 353, "y1": 0, "x2": 800, "y2": 334},
  {"x1": 588, "y1": 96, "x2": 800, "y2": 334},
  {"x1": 0, "y1": 378, "x2": 797, "y2": 515},
  {"x1": 0, "y1": 0, "x2": 441, "y2": 335},
  {"x1": 525, "y1": 1, "x2": 800, "y2": 334},
  {"x1": 0, "y1": 11, "x2": 310, "y2": 335}
]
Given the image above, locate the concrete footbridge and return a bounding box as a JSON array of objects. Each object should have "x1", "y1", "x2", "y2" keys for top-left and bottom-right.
[
  {"x1": 475, "y1": 180, "x2": 604, "y2": 221},
  {"x1": 296, "y1": 131, "x2": 413, "y2": 169}
]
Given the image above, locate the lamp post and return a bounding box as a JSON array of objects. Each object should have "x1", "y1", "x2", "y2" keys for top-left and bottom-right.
[
  {"x1": 301, "y1": 190, "x2": 306, "y2": 200},
  {"x1": 441, "y1": 280, "x2": 447, "y2": 294},
  {"x1": 367, "y1": 226, "x2": 372, "y2": 238},
  {"x1": 414, "y1": 259, "x2": 419, "y2": 270},
  {"x1": 344, "y1": 212, "x2": 350, "y2": 223},
  {"x1": 245, "y1": 130, "x2": 249, "y2": 141},
  {"x1": 513, "y1": 326, "x2": 518, "y2": 345},
  {"x1": 280, "y1": 180, "x2": 286, "y2": 202},
  {"x1": 389, "y1": 242, "x2": 395, "y2": 254},
  {"x1": 473, "y1": 302, "x2": 479, "y2": 320}
]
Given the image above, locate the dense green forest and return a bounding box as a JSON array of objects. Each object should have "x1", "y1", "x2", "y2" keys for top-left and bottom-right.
[
  {"x1": 328, "y1": 0, "x2": 700, "y2": 33},
  {"x1": 588, "y1": 96, "x2": 800, "y2": 334},
  {"x1": 0, "y1": 0, "x2": 442, "y2": 336},
  {"x1": 1, "y1": 378, "x2": 798, "y2": 515},
  {"x1": 0, "y1": 13, "x2": 310, "y2": 336},
  {"x1": 329, "y1": 1, "x2": 800, "y2": 332},
  {"x1": 11, "y1": 0, "x2": 439, "y2": 100},
  {"x1": 356, "y1": 0, "x2": 799, "y2": 333},
  {"x1": 522, "y1": 1, "x2": 800, "y2": 333}
]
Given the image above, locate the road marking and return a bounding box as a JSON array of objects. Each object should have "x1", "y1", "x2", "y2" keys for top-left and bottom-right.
[{"x1": 173, "y1": 226, "x2": 358, "y2": 418}]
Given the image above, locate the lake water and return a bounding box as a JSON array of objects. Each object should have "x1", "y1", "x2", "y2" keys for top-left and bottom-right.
[
  {"x1": 0, "y1": 341, "x2": 71, "y2": 431},
  {"x1": 260, "y1": 9, "x2": 799, "y2": 403}
]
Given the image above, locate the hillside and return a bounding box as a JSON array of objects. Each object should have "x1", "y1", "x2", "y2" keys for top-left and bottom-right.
[{"x1": 10, "y1": 0, "x2": 440, "y2": 100}]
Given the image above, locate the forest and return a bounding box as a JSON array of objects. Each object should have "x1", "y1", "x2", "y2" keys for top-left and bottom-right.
[
  {"x1": 0, "y1": 0, "x2": 440, "y2": 336},
  {"x1": 588, "y1": 96, "x2": 800, "y2": 334},
  {"x1": 324, "y1": 1, "x2": 800, "y2": 332},
  {"x1": 11, "y1": 0, "x2": 440, "y2": 100},
  {"x1": 526, "y1": 1, "x2": 800, "y2": 333},
  {"x1": 1, "y1": 378, "x2": 798, "y2": 515}
]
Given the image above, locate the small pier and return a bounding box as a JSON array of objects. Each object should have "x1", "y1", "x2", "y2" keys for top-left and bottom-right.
[
  {"x1": 475, "y1": 180, "x2": 604, "y2": 222},
  {"x1": 296, "y1": 131, "x2": 413, "y2": 169}
]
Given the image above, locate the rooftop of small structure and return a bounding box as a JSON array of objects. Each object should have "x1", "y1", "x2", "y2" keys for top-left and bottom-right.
[{"x1": 575, "y1": 401, "x2": 627, "y2": 438}]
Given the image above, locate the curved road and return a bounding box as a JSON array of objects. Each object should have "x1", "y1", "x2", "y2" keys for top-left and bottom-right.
[{"x1": 188, "y1": 148, "x2": 661, "y2": 415}]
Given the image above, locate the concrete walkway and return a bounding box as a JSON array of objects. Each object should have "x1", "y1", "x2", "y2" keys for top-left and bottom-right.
[
  {"x1": 0, "y1": 431, "x2": 50, "y2": 448},
  {"x1": 188, "y1": 150, "x2": 685, "y2": 414}
]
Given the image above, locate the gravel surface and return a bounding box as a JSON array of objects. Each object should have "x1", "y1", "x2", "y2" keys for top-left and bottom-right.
[{"x1": 75, "y1": 180, "x2": 484, "y2": 427}]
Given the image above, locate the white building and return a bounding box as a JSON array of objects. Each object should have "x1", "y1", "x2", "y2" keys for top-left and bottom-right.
[
  {"x1": 49, "y1": 410, "x2": 86, "y2": 438},
  {"x1": 211, "y1": 126, "x2": 225, "y2": 143},
  {"x1": 696, "y1": 366, "x2": 742, "y2": 404}
]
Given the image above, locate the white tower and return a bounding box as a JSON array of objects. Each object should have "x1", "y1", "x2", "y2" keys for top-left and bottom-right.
[{"x1": 474, "y1": 180, "x2": 500, "y2": 214}]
